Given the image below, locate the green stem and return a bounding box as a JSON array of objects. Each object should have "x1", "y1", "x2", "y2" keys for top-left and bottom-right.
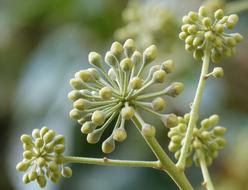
[
  {"x1": 177, "y1": 47, "x2": 210, "y2": 170},
  {"x1": 132, "y1": 115, "x2": 193, "y2": 190},
  {"x1": 62, "y1": 156, "x2": 160, "y2": 168},
  {"x1": 196, "y1": 150, "x2": 215, "y2": 190},
  {"x1": 225, "y1": 0, "x2": 248, "y2": 14}
]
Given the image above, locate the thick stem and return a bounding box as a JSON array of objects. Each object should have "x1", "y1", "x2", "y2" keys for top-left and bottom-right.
[
  {"x1": 177, "y1": 47, "x2": 210, "y2": 170},
  {"x1": 132, "y1": 116, "x2": 193, "y2": 190},
  {"x1": 62, "y1": 156, "x2": 160, "y2": 168},
  {"x1": 196, "y1": 150, "x2": 215, "y2": 190}
]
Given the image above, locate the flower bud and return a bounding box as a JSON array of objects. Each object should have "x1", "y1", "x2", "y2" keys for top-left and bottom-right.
[
  {"x1": 110, "y1": 42, "x2": 123, "y2": 58},
  {"x1": 70, "y1": 78, "x2": 84, "y2": 90},
  {"x1": 29, "y1": 171, "x2": 38, "y2": 181},
  {"x1": 86, "y1": 130, "x2": 103, "y2": 144},
  {"x1": 16, "y1": 161, "x2": 30, "y2": 172},
  {"x1": 193, "y1": 49, "x2": 204, "y2": 60},
  {"x1": 62, "y1": 167, "x2": 72, "y2": 178},
  {"x1": 152, "y1": 70, "x2": 166, "y2": 83},
  {"x1": 69, "y1": 109, "x2": 84, "y2": 120},
  {"x1": 78, "y1": 70, "x2": 92, "y2": 82},
  {"x1": 108, "y1": 68, "x2": 116, "y2": 80},
  {"x1": 130, "y1": 77, "x2": 143, "y2": 89},
  {"x1": 142, "y1": 124, "x2": 156, "y2": 138},
  {"x1": 209, "y1": 114, "x2": 219, "y2": 126},
  {"x1": 99, "y1": 87, "x2": 112, "y2": 100},
  {"x1": 152, "y1": 97, "x2": 166, "y2": 111},
  {"x1": 131, "y1": 50, "x2": 142, "y2": 65},
  {"x1": 120, "y1": 58, "x2": 133, "y2": 71},
  {"x1": 199, "y1": 6, "x2": 208, "y2": 17},
  {"x1": 121, "y1": 106, "x2": 135, "y2": 120},
  {"x1": 102, "y1": 137, "x2": 115, "y2": 154},
  {"x1": 23, "y1": 150, "x2": 33, "y2": 160},
  {"x1": 20, "y1": 135, "x2": 32, "y2": 144},
  {"x1": 226, "y1": 14, "x2": 239, "y2": 29},
  {"x1": 37, "y1": 157, "x2": 46, "y2": 167},
  {"x1": 53, "y1": 135, "x2": 65, "y2": 145},
  {"x1": 161, "y1": 60, "x2": 174, "y2": 73},
  {"x1": 23, "y1": 174, "x2": 30, "y2": 184},
  {"x1": 81, "y1": 121, "x2": 96, "y2": 134},
  {"x1": 165, "y1": 82, "x2": 184, "y2": 97},
  {"x1": 212, "y1": 67, "x2": 224, "y2": 78},
  {"x1": 188, "y1": 11, "x2": 198, "y2": 21},
  {"x1": 88, "y1": 52, "x2": 102, "y2": 67},
  {"x1": 234, "y1": 33, "x2": 243, "y2": 43},
  {"x1": 37, "y1": 175, "x2": 46, "y2": 188},
  {"x1": 168, "y1": 142, "x2": 179, "y2": 152},
  {"x1": 32, "y1": 129, "x2": 40, "y2": 138},
  {"x1": 54, "y1": 144, "x2": 65, "y2": 154},
  {"x1": 188, "y1": 25, "x2": 197, "y2": 34},
  {"x1": 213, "y1": 126, "x2": 226, "y2": 136},
  {"x1": 91, "y1": 110, "x2": 106, "y2": 126},
  {"x1": 113, "y1": 128, "x2": 127, "y2": 142},
  {"x1": 143, "y1": 45, "x2": 157, "y2": 64},
  {"x1": 124, "y1": 39, "x2": 135, "y2": 57},
  {"x1": 48, "y1": 161, "x2": 59, "y2": 172},
  {"x1": 214, "y1": 9, "x2": 224, "y2": 20},
  {"x1": 202, "y1": 17, "x2": 212, "y2": 28},
  {"x1": 105, "y1": 51, "x2": 118, "y2": 67},
  {"x1": 179, "y1": 32, "x2": 188, "y2": 40},
  {"x1": 161, "y1": 114, "x2": 178, "y2": 128}
]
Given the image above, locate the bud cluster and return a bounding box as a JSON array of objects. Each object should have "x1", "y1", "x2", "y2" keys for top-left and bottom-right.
[
  {"x1": 115, "y1": 0, "x2": 177, "y2": 51},
  {"x1": 16, "y1": 127, "x2": 72, "y2": 188},
  {"x1": 68, "y1": 39, "x2": 184, "y2": 154},
  {"x1": 179, "y1": 6, "x2": 243, "y2": 63},
  {"x1": 168, "y1": 114, "x2": 226, "y2": 167}
]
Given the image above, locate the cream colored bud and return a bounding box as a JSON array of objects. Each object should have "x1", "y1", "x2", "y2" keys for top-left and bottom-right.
[
  {"x1": 91, "y1": 110, "x2": 106, "y2": 126},
  {"x1": 124, "y1": 39, "x2": 135, "y2": 57},
  {"x1": 131, "y1": 50, "x2": 142, "y2": 65},
  {"x1": 102, "y1": 137, "x2": 116, "y2": 154},
  {"x1": 121, "y1": 106, "x2": 135, "y2": 120},
  {"x1": 73, "y1": 99, "x2": 90, "y2": 111},
  {"x1": 130, "y1": 77, "x2": 143, "y2": 89},
  {"x1": 142, "y1": 124, "x2": 156, "y2": 138},
  {"x1": 16, "y1": 161, "x2": 30, "y2": 172},
  {"x1": 110, "y1": 42, "x2": 123, "y2": 58},
  {"x1": 152, "y1": 70, "x2": 166, "y2": 83},
  {"x1": 202, "y1": 17, "x2": 212, "y2": 28},
  {"x1": 152, "y1": 97, "x2": 166, "y2": 112},
  {"x1": 105, "y1": 51, "x2": 118, "y2": 66},
  {"x1": 214, "y1": 9, "x2": 224, "y2": 20},
  {"x1": 32, "y1": 129, "x2": 40, "y2": 138},
  {"x1": 54, "y1": 144, "x2": 65, "y2": 154},
  {"x1": 108, "y1": 68, "x2": 116, "y2": 80},
  {"x1": 78, "y1": 70, "x2": 92, "y2": 82},
  {"x1": 62, "y1": 167, "x2": 73, "y2": 178},
  {"x1": 120, "y1": 58, "x2": 133, "y2": 71},
  {"x1": 20, "y1": 135, "x2": 32, "y2": 144},
  {"x1": 88, "y1": 52, "x2": 102, "y2": 67},
  {"x1": 81, "y1": 121, "x2": 96, "y2": 134},
  {"x1": 161, "y1": 114, "x2": 178, "y2": 128},
  {"x1": 86, "y1": 130, "x2": 102, "y2": 144},
  {"x1": 69, "y1": 109, "x2": 84, "y2": 120},
  {"x1": 70, "y1": 78, "x2": 83, "y2": 90},
  {"x1": 165, "y1": 82, "x2": 184, "y2": 97},
  {"x1": 168, "y1": 142, "x2": 179, "y2": 153},
  {"x1": 199, "y1": 6, "x2": 208, "y2": 17},
  {"x1": 43, "y1": 130, "x2": 55, "y2": 143},
  {"x1": 161, "y1": 60, "x2": 175, "y2": 73},
  {"x1": 113, "y1": 128, "x2": 127, "y2": 142},
  {"x1": 99, "y1": 87, "x2": 112, "y2": 100},
  {"x1": 213, "y1": 126, "x2": 226, "y2": 136},
  {"x1": 143, "y1": 45, "x2": 157, "y2": 64},
  {"x1": 209, "y1": 114, "x2": 219, "y2": 126}
]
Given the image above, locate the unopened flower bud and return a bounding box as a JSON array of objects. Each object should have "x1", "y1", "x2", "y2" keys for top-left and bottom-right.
[
  {"x1": 214, "y1": 9, "x2": 224, "y2": 20},
  {"x1": 21, "y1": 135, "x2": 32, "y2": 144},
  {"x1": 142, "y1": 124, "x2": 156, "y2": 137},
  {"x1": 62, "y1": 167, "x2": 72, "y2": 178},
  {"x1": 124, "y1": 39, "x2": 135, "y2": 57},
  {"x1": 152, "y1": 97, "x2": 166, "y2": 112},
  {"x1": 102, "y1": 137, "x2": 115, "y2": 154},
  {"x1": 81, "y1": 122, "x2": 96, "y2": 134},
  {"x1": 32, "y1": 129, "x2": 40, "y2": 138},
  {"x1": 120, "y1": 58, "x2": 133, "y2": 71},
  {"x1": 91, "y1": 110, "x2": 106, "y2": 126},
  {"x1": 105, "y1": 51, "x2": 118, "y2": 67},
  {"x1": 88, "y1": 52, "x2": 102, "y2": 67},
  {"x1": 130, "y1": 77, "x2": 143, "y2": 89},
  {"x1": 113, "y1": 128, "x2": 127, "y2": 142},
  {"x1": 131, "y1": 50, "x2": 142, "y2": 65},
  {"x1": 99, "y1": 87, "x2": 112, "y2": 100},
  {"x1": 16, "y1": 161, "x2": 30, "y2": 172},
  {"x1": 213, "y1": 126, "x2": 226, "y2": 136},
  {"x1": 152, "y1": 70, "x2": 166, "y2": 83},
  {"x1": 165, "y1": 82, "x2": 184, "y2": 97},
  {"x1": 110, "y1": 41, "x2": 123, "y2": 58},
  {"x1": 161, "y1": 114, "x2": 178, "y2": 128},
  {"x1": 86, "y1": 130, "x2": 103, "y2": 144},
  {"x1": 37, "y1": 175, "x2": 46, "y2": 188},
  {"x1": 199, "y1": 6, "x2": 208, "y2": 17},
  {"x1": 54, "y1": 144, "x2": 65, "y2": 154},
  {"x1": 73, "y1": 99, "x2": 90, "y2": 111},
  {"x1": 212, "y1": 67, "x2": 224, "y2": 78},
  {"x1": 143, "y1": 45, "x2": 157, "y2": 64},
  {"x1": 121, "y1": 106, "x2": 135, "y2": 120},
  {"x1": 209, "y1": 114, "x2": 219, "y2": 126},
  {"x1": 161, "y1": 60, "x2": 175, "y2": 73}
]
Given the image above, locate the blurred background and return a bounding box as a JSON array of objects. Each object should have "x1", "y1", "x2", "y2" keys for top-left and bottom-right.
[{"x1": 0, "y1": 0, "x2": 248, "y2": 189}]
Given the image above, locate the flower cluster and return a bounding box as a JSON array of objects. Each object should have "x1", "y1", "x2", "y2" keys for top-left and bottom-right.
[
  {"x1": 16, "y1": 127, "x2": 72, "y2": 188},
  {"x1": 168, "y1": 114, "x2": 226, "y2": 167},
  {"x1": 179, "y1": 6, "x2": 243, "y2": 63},
  {"x1": 68, "y1": 39, "x2": 184, "y2": 154},
  {"x1": 115, "y1": 0, "x2": 177, "y2": 51}
]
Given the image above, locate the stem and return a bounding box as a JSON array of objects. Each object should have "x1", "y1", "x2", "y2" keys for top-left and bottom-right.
[
  {"x1": 132, "y1": 115, "x2": 193, "y2": 190},
  {"x1": 62, "y1": 156, "x2": 160, "y2": 168},
  {"x1": 196, "y1": 150, "x2": 215, "y2": 190},
  {"x1": 225, "y1": 0, "x2": 248, "y2": 14},
  {"x1": 177, "y1": 47, "x2": 210, "y2": 170}
]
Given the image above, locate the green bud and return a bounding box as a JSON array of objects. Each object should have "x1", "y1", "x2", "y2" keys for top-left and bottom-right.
[
  {"x1": 193, "y1": 49, "x2": 204, "y2": 60},
  {"x1": 193, "y1": 139, "x2": 202, "y2": 149},
  {"x1": 108, "y1": 68, "x2": 116, "y2": 80},
  {"x1": 214, "y1": 9, "x2": 224, "y2": 20},
  {"x1": 23, "y1": 173, "x2": 30, "y2": 184},
  {"x1": 213, "y1": 126, "x2": 226, "y2": 136},
  {"x1": 73, "y1": 99, "x2": 90, "y2": 111},
  {"x1": 178, "y1": 123, "x2": 187, "y2": 133},
  {"x1": 29, "y1": 171, "x2": 38, "y2": 181},
  {"x1": 77, "y1": 70, "x2": 92, "y2": 82},
  {"x1": 185, "y1": 44, "x2": 194, "y2": 51},
  {"x1": 152, "y1": 97, "x2": 166, "y2": 112},
  {"x1": 143, "y1": 45, "x2": 157, "y2": 64},
  {"x1": 32, "y1": 129, "x2": 40, "y2": 138},
  {"x1": 99, "y1": 87, "x2": 112, "y2": 100},
  {"x1": 174, "y1": 150, "x2": 181, "y2": 160},
  {"x1": 226, "y1": 14, "x2": 239, "y2": 29},
  {"x1": 81, "y1": 121, "x2": 96, "y2": 134},
  {"x1": 120, "y1": 58, "x2": 134, "y2": 71},
  {"x1": 168, "y1": 142, "x2": 180, "y2": 153},
  {"x1": 35, "y1": 138, "x2": 44, "y2": 148},
  {"x1": 48, "y1": 161, "x2": 59, "y2": 172},
  {"x1": 188, "y1": 25, "x2": 197, "y2": 34},
  {"x1": 188, "y1": 11, "x2": 198, "y2": 21},
  {"x1": 43, "y1": 130, "x2": 55, "y2": 143},
  {"x1": 37, "y1": 157, "x2": 46, "y2": 167},
  {"x1": 215, "y1": 24, "x2": 224, "y2": 34},
  {"x1": 211, "y1": 49, "x2": 222, "y2": 63},
  {"x1": 185, "y1": 35, "x2": 194, "y2": 45},
  {"x1": 113, "y1": 128, "x2": 127, "y2": 142},
  {"x1": 20, "y1": 134, "x2": 32, "y2": 144},
  {"x1": 88, "y1": 52, "x2": 102, "y2": 67},
  {"x1": 102, "y1": 137, "x2": 115, "y2": 154},
  {"x1": 204, "y1": 31, "x2": 214, "y2": 41},
  {"x1": 92, "y1": 110, "x2": 106, "y2": 126},
  {"x1": 202, "y1": 17, "x2": 212, "y2": 28},
  {"x1": 212, "y1": 67, "x2": 224, "y2": 78},
  {"x1": 165, "y1": 82, "x2": 184, "y2": 97},
  {"x1": 226, "y1": 37, "x2": 236, "y2": 47},
  {"x1": 23, "y1": 143, "x2": 33, "y2": 151},
  {"x1": 152, "y1": 70, "x2": 166, "y2": 83},
  {"x1": 45, "y1": 142, "x2": 54, "y2": 153},
  {"x1": 201, "y1": 119, "x2": 210, "y2": 129},
  {"x1": 130, "y1": 77, "x2": 143, "y2": 89},
  {"x1": 121, "y1": 106, "x2": 135, "y2": 120},
  {"x1": 181, "y1": 24, "x2": 190, "y2": 32},
  {"x1": 201, "y1": 131, "x2": 211, "y2": 141},
  {"x1": 161, "y1": 60, "x2": 175, "y2": 73},
  {"x1": 37, "y1": 175, "x2": 47, "y2": 188},
  {"x1": 67, "y1": 90, "x2": 81, "y2": 101},
  {"x1": 209, "y1": 114, "x2": 219, "y2": 126},
  {"x1": 193, "y1": 37, "x2": 204, "y2": 47},
  {"x1": 23, "y1": 150, "x2": 33, "y2": 160},
  {"x1": 123, "y1": 39, "x2": 135, "y2": 57},
  {"x1": 171, "y1": 135, "x2": 182, "y2": 144},
  {"x1": 16, "y1": 161, "x2": 30, "y2": 172},
  {"x1": 199, "y1": 6, "x2": 208, "y2": 17},
  {"x1": 53, "y1": 135, "x2": 65, "y2": 145},
  {"x1": 62, "y1": 167, "x2": 73, "y2": 178},
  {"x1": 179, "y1": 32, "x2": 188, "y2": 40},
  {"x1": 54, "y1": 156, "x2": 64, "y2": 164},
  {"x1": 234, "y1": 33, "x2": 243, "y2": 43},
  {"x1": 216, "y1": 138, "x2": 226, "y2": 147},
  {"x1": 54, "y1": 144, "x2": 65, "y2": 154},
  {"x1": 142, "y1": 124, "x2": 156, "y2": 138},
  {"x1": 110, "y1": 42, "x2": 123, "y2": 58}
]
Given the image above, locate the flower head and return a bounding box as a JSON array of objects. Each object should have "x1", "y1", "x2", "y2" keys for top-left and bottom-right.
[
  {"x1": 179, "y1": 6, "x2": 243, "y2": 63},
  {"x1": 16, "y1": 127, "x2": 72, "y2": 188},
  {"x1": 115, "y1": 0, "x2": 177, "y2": 51},
  {"x1": 68, "y1": 39, "x2": 184, "y2": 154},
  {"x1": 168, "y1": 114, "x2": 226, "y2": 167}
]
